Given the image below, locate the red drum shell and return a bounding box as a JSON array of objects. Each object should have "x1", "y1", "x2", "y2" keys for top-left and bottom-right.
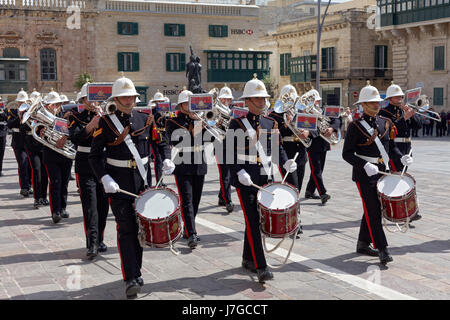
[
  {"x1": 134, "y1": 187, "x2": 182, "y2": 248},
  {"x1": 257, "y1": 182, "x2": 300, "y2": 238},
  {"x1": 377, "y1": 173, "x2": 419, "y2": 223}
]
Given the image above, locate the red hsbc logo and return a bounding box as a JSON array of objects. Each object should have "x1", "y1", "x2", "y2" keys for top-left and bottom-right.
[{"x1": 231, "y1": 29, "x2": 254, "y2": 35}]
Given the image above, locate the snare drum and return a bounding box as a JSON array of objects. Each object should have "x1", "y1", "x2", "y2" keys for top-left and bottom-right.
[
  {"x1": 257, "y1": 182, "x2": 300, "y2": 238},
  {"x1": 134, "y1": 187, "x2": 182, "y2": 248},
  {"x1": 377, "y1": 173, "x2": 419, "y2": 223}
]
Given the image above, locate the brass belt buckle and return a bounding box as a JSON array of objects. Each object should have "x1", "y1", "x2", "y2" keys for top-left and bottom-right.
[
  {"x1": 128, "y1": 159, "x2": 137, "y2": 169},
  {"x1": 378, "y1": 158, "x2": 384, "y2": 164},
  {"x1": 194, "y1": 145, "x2": 202, "y2": 152}
]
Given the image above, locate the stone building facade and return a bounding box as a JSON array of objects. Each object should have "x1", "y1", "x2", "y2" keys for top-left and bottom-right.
[
  {"x1": 0, "y1": 0, "x2": 98, "y2": 99},
  {"x1": 376, "y1": 0, "x2": 450, "y2": 112}
]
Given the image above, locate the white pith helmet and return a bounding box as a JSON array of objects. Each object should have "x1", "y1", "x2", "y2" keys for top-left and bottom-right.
[
  {"x1": 16, "y1": 88, "x2": 29, "y2": 103},
  {"x1": 29, "y1": 88, "x2": 41, "y2": 101},
  {"x1": 111, "y1": 73, "x2": 139, "y2": 99},
  {"x1": 385, "y1": 81, "x2": 405, "y2": 99},
  {"x1": 45, "y1": 89, "x2": 63, "y2": 105},
  {"x1": 240, "y1": 74, "x2": 270, "y2": 99},
  {"x1": 177, "y1": 89, "x2": 193, "y2": 105},
  {"x1": 218, "y1": 84, "x2": 233, "y2": 99},
  {"x1": 354, "y1": 81, "x2": 384, "y2": 105}
]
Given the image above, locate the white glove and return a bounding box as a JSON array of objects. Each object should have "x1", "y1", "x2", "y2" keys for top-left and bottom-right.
[
  {"x1": 237, "y1": 169, "x2": 253, "y2": 186},
  {"x1": 162, "y1": 159, "x2": 175, "y2": 175},
  {"x1": 401, "y1": 155, "x2": 413, "y2": 166},
  {"x1": 101, "y1": 174, "x2": 120, "y2": 194},
  {"x1": 283, "y1": 159, "x2": 297, "y2": 173},
  {"x1": 363, "y1": 162, "x2": 379, "y2": 177}
]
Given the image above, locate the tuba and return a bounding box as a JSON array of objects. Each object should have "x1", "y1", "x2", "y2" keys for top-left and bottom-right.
[
  {"x1": 406, "y1": 95, "x2": 441, "y2": 122},
  {"x1": 207, "y1": 88, "x2": 232, "y2": 133},
  {"x1": 300, "y1": 89, "x2": 341, "y2": 145},
  {"x1": 21, "y1": 96, "x2": 76, "y2": 160},
  {"x1": 275, "y1": 88, "x2": 312, "y2": 148}
]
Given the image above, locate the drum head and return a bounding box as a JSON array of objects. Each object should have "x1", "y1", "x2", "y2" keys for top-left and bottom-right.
[
  {"x1": 377, "y1": 174, "x2": 414, "y2": 197},
  {"x1": 135, "y1": 189, "x2": 179, "y2": 219},
  {"x1": 257, "y1": 184, "x2": 298, "y2": 210}
]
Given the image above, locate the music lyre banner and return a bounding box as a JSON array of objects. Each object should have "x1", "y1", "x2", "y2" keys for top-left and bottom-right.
[
  {"x1": 324, "y1": 106, "x2": 340, "y2": 118},
  {"x1": 405, "y1": 88, "x2": 421, "y2": 105},
  {"x1": 297, "y1": 113, "x2": 318, "y2": 130},
  {"x1": 189, "y1": 94, "x2": 213, "y2": 112},
  {"x1": 232, "y1": 107, "x2": 248, "y2": 119},
  {"x1": 0, "y1": 102, "x2": 5, "y2": 109},
  {"x1": 136, "y1": 107, "x2": 152, "y2": 115},
  {"x1": 87, "y1": 83, "x2": 113, "y2": 102},
  {"x1": 53, "y1": 118, "x2": 69, "y2": 136},
  {"x1": 156, "y1": 102, "x2": 171, "y2": 113},
  {"x1": 230, "y1": 101, "x2": 245, "y2": 109},
  {"x1": 77, "y1": 104, "x2": 86, "y2": 113}
]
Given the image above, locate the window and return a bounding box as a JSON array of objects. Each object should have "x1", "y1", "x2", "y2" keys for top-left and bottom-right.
[
  {"x1": 280, "y1": 53, "x2": 291, "y2": 76},
  {"x1": 40, "y1": 48, "x2": 57, "y2": 81},
  {"x1": 118, "y1": 52, "x2": 140, "y2": 72},
  {"x1": 434, "y1": 46, "x2": 445, "y2": 70},
  {"x1": 117, "y1": 22, "x2": 138, "y2": 35},
  {"x1": 375, "y1": 45, "x2": 388, "y2": 69},
  {"x1": 135, "y1": 86, "x2": 148, "y2": 106},
  {"x1": 209, "y1": 25, "x2": 228, "y2": 38},
  {"x1": 166, "y1": 53, "x2": 186, "y2": 72},
  {"x1": 433, "y1": 88, "x2": 444, "y2": 105},
  {"x1": 321, "y1": 47, "x2": 335, "y2": 70},
  {"x1": 164, "y1": 24, "x2": 185, "y2": 37},
  {"x1": 3, "y1": 47, "x2": 20, "y2": 58}
]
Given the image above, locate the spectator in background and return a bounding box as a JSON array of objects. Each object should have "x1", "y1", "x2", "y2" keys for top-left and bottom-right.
[
  {"x1": 438, "y1": 111, "x2": 447, "y2": 137},
  {"x1": 410, "y1": 113, "x2": 421, "y2": 138},
  {"x1": 428, "y1": 108, "x2": 435, "y2": 136},
  {"x1": 447, "y1": 112, "x2": 450, "y2": 136}
]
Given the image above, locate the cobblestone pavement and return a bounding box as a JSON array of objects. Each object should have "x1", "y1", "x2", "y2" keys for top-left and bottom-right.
[{"x1": 0, "y1": 135, "x2": 449, "y2": 300}]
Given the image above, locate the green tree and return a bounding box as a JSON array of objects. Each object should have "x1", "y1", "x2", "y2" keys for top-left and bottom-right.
[
  {"x1": 262, "y1": 74, "x2": 277, "y2": 102},
  {"x1": 74, "y1": 72, "x2": 93, "y2": 90}
]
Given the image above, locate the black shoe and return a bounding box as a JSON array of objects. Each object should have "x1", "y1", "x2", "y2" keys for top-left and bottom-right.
[
  {"x1": 135, "y1": 277, "x2": 144, "y2": 287},
  {"x1": 241, "y1": 259, "x2": 257, "y2": 273},
  {"x1": 226, "y1": 202, "x2": 234, "y2": 213},
  {"x1": 257, "y1": 267, "x2": 274, "y2": 284},
  {"x1": 98, "y1": 242, "x2": 107, "y2": 253},
  {"x1": 125, "y1": 279, "x2": 141, "y2": 298},
  {"x1": 0, "y1": 172, "x2": 3, "y2": 177},
  {"x1": 183, "y1": 231, "x2": 188, "y2": 239},
  {"x1": 379, "y1": 248, "x2": 393, "y2": 265},
  {"x1": 39, "y1": 198, "x2": 50, "y2": 206},
  {"x1": 218, "y1": 198, "x2": 226, "y2": 207},
  {"x1": 87, "y1": 244, "x2": 98, "y2": 260},
  {"x1": 320, "y1": 193, "x2": 331, "y2": 205},
  {"x1": 33, "y1": 199, "x2": 40, "y2": 209},
  {"x1": 295, "y1": 225, "x2": 303, "y2": 238},
  {"x1": 29, "y1": 188, "x2": 33, "y2": 195},
  {"x1": 20, "y1": 189, "x2": 29, "y2": 197},
  {"x1": 187, "y1": 235, "x2": 198, "y2": 249},
  {"x1": 356, "y1": 241, "x2": 378, "y2": 256},
  {"x1": 60, "y1": 209, "x2": 69, "y2": 219},
  {"x1": 305, "y1": 191, "x2": 320, "y2": 199},
  {"x1": 52, "y1": 212, "x2": 61, "y2": 224},
  {"x1": 410, "y1": 214, "x2": 422, "y2": 222}
]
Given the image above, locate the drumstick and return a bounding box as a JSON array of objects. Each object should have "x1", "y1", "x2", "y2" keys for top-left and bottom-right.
[
  {"x1": 378, "y1": 171, "x2": 396, "y2": 177},
  {"x1": 251, "y1": 183, "x2": 275, "y2": 196},
  {"x1": 118, "y1": 188, "x2": 139, "y2": 198},
  {"x1": 401, "y1": 150, "x2": 413, "y2": 177},
  {"x1": 155, "y1": 176, "x2": 164, "y2": 189},
  {"x1": 281, "y1": 152, "x2": 299, "y2": 185}
]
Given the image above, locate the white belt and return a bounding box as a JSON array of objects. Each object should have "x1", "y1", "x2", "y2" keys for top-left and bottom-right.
[
  {"x1": 0, "y1": 121, "x2": 6, "y2": 125},
  {"x1": 77, "y1": 146, "x2": 91, "y2": 153},
  {"x1": 394, "y1": 137, "x2": 411, "y2": 143},
  {"x1": 107, "y1": 157, "x2": 148, "y2": 169},
  {"x1": 282, "y1": 136, "x2": 301, "y2": 142},
  {"x1": 237, "y1": 154, "x2": 272, "y2": 164},
  {"x1": 180, "y1": 145, "x2": 205, "y2": 153},
  {"x1": 355, "y1": 153, "x2": 383, "y2": 164},
  {"x1": 26, "y1": 131, "x2": 32, "y2": 135},
  {"x1": 12, "y1": 128, "x2": 20, "y2": 132}
]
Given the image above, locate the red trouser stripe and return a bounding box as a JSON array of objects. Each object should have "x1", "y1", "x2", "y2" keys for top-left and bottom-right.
[
  {"x1": 116, "y1": 223, "x2": 126, "y2": 280},
  {"x1": 216, "y1": 157, "x2": 227, "y2": 204},
  {"x1": 389, "y1": 159, "x2": 398, "y2": 172},
  {"x1": 44, "y1": 164, "x2": 53, "y2": 215},
  {"x1": 150, "y1": 144, "x2": 157, "y2": 184},
  {"x1": 25, "y1": 151, "x2": 35, "y2": 198},
  {"x1": 236, "y1": 188, "x2": 258, "y2": 269},
  {"x1": 356, "y1": 182, "x2": 376, "y2": 249},
  {"x1": 307, "y1": 151, "x2": 322, "y2": 194},
  {"x1": 174, "y1": 175, "x2": 189, "y2": 238}
]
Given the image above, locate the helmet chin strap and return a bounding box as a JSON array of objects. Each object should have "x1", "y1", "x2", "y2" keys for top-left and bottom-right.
[{"x1": 115, "y1": 99, "x2": 135, "y2": 114}]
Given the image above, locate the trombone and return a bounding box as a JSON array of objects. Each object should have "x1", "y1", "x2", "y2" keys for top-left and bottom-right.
[{"x1": 405, "y1": 95, "x2": 441, "y2": 122}]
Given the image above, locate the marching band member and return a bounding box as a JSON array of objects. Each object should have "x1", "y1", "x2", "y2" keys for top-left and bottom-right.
[
  {"x1": 216, "y1": 85, "x2": 234, "y2": 213},
  {"x1": 7, "y1": 90, "x2": 32, "y2": 197},
  {"x1": 0, "y1": 97, "x2": 7, "y2": 177},
  {"x1": 227, "y1": 75, "x2": 297, "y2": 283},
  {"x1": 89, "y1": 75, "x2": 173, "y2": 298},
  {"x1": 68, "y1": 82, "x2": 109, "y2": 259},
  {"x1": 304, "y1": 91, "x2": 341, "y2": 205},
  {"x1": 40, "y1": 90, "x2": 73, "y2": 223},
  {"x1": 20, "y1": 91, "x2": 49, "y2": 209},
  {"x1": 149, "y1": 90, "x2": 167, "y2": 187},
  {"x1": 379, "y1": 82, "x2": 419, "y2": 221},
  {"x1": 269, "y1": 84, "x2": 310, "y2": 235},
  {"x1": 165, "y1": 89, "x2": 208, "y2": 249},
  {"x1": 342, "y1": 82, "x2": 408, "y2": 265}
]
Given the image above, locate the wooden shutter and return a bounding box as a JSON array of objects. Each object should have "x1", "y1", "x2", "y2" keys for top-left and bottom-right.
[
  {"x1": 434, "y1": 46, "x2": 445, "y2": 70},
  {"x1": 434, "y1": 88, "x2": 444, "y2": 105},
  {"x1": 209, "y1": 25, "x2": 214, "y2": 37},
  {"x1": 222, "y1": 25, "x2": 228, "y2": 37},
  {"x1": 132, "y1": 23, "x2": 138, "y2": 35},
  {"x1": 117, "y1": 52, "x2": 124, "y2": 71},
  {"x1": 166, "y1": 53, "x2": 171, "y2": 71},
  {"x1": 164, "y1": 24, "x2": 169, "y2": 36},
  {"x1": 132, "y1": 53, "x2": 139, "y2": 71},
  {"x1": 180, "y1": 53, "x2": 186, "y2": 71},
  {"x1": 179, "y1": 24, "x2": 185, "y2": 36},
  {"x1": 321, "y1": 48, "x2": 327, "y2": 70},
  {"x1": 117, "y1": 22, "x2": 123, "y2": 35},
  {"x1": 383, "y1": 45, "x2": 388, "y2": 68}
]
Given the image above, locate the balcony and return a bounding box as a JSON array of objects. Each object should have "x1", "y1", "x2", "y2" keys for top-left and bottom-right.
[{"x1": 290, "y1": 68, "x2": 393, "y2": 83}]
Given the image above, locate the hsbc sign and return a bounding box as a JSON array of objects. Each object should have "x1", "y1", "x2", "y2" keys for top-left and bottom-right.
[{"x1": 231, "y1": 29, "x2": 254, "y2": 35}]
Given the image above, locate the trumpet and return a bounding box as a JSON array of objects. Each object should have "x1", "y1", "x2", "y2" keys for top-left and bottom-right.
[
  {"x1": 21, "y1": 96, "x2": 76, "y2": 160},
  {"x1": 207, "y1": 88, "x2": 232, "y2": 133},
  {"x1": 405, "y1": 95, "x2": 441, "y2": 122},
  {"x1": 276, "y1": 90, "x2": 313, "y2": 148},
  {"x1": 300, "y1": 89, "x2": 341, "y2": 145}
]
